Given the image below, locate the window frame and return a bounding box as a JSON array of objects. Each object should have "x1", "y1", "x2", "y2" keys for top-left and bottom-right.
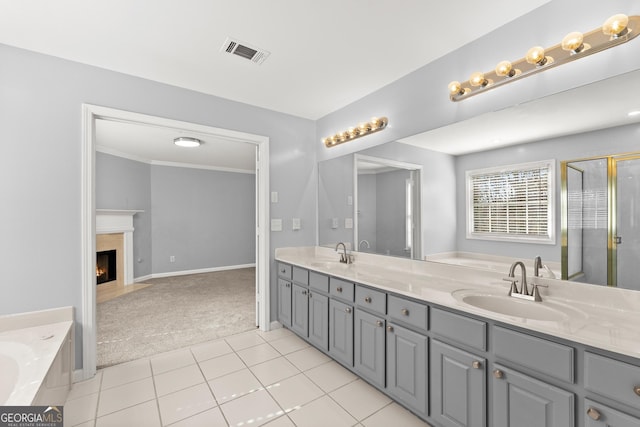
[{"x1": 466, "y1": 159, "x2": 556, "y2": 245}]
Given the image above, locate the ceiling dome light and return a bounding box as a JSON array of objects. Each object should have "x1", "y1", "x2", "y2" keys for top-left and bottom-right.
[
  {"x1": 602, "y1": 14, "x2": 629, "y2": 37},
  {"x1": 174, "y1": 137, "x2": 201, "y2": 148}
]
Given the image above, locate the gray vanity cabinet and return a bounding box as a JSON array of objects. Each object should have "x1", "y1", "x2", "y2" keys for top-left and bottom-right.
[
  {"x1": 277, "y1": 278, "x2": 292, "y2": 327},
  {"x1": 386, "y1": 322, "x2": 428, "y2": 417},
  {"x1": 291, "y1": 284, "x2": 308, "y2": 337},
  {"x1": 354, "y1": 309, "x2": 385, "y2": 388},
  {"x1": 329, "y1": 298, "x2": 354, "y2": 366},
  {"x1": 584, "y1": 399, "x2": 640, "y2": 426},
  {"x1": 308, "y1": 291, "x2": 329, "y2": 351},
  {"x1": 492, "y1": 364, "x2": 574, "y2": 427},
  {"x1": 430, "y1": 339, "x2": 486, "y2": 427}
]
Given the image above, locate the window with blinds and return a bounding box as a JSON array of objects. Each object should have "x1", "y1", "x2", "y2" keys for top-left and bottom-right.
[{"x1": 466, "y1": 160, "x2": 555, "y2": 244}]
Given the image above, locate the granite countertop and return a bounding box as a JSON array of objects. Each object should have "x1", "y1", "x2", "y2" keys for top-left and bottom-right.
[{"x1": 275, "y1": 246, "x2": 640, "y2": 360}]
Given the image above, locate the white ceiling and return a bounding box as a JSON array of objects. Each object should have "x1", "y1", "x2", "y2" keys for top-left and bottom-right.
[
  {"x1": 8, "y1": 1, "x2": 638, "y2": 166},
  {"x1": 0, "y1": 0, "x2": 549, "y2": 120}
]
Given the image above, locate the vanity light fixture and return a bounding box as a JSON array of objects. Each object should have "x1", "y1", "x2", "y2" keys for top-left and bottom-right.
[
  {"x1": 323, "y1": 117, "x2": 389, "y2": 148},
  {"x1": 174, "y1": 137, "x2": 201, "y2": 148},
  {"x1": 448, "y1": 13, "x2": 640, "y2": 102}
]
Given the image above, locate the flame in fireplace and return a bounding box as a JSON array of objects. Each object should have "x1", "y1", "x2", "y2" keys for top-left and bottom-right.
[{"x1": 96, "y1": 265, "x2": 106, "y2": 277}]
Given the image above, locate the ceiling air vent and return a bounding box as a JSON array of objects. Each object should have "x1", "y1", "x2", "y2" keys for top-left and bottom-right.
[{"x1": 220, "y1": 37, "x2": 270, "y2": 65}]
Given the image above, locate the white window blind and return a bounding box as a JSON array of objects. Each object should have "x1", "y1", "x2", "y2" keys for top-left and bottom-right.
[{"x1": 466, "y1": 160, "x2": 555, "y2": 244}]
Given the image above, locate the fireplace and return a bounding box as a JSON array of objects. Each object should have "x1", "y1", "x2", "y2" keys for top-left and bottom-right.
[{"x1": 96, "y1": 250, "x2": 117, "y2": 285}]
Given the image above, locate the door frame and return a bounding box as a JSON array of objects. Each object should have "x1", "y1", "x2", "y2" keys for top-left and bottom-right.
[{"x1": 80, "y1": 104, "x2": 270, "y2": 380}]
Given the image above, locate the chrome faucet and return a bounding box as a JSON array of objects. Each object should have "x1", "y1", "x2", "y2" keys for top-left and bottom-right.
[
  {"x1": 507, "y1": 261, "x2": 528, "y2": 296},
  {"x1": 335, "y1": 242, "x2": 352, "y2": 264},
  {"x1": 534, "y1": 256, "x2": 543, "y2": 277},
  {"x1": 505, "y1": 260, "x2": 548, "y2": 302}
]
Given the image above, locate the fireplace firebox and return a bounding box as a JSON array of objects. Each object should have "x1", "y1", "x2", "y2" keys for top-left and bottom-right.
[{"x1": 96, "y1": 250, "x2": 117, "y2": 285}]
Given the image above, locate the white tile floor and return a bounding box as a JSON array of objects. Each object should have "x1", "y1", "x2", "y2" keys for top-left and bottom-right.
[{"x1": 64, "y1": 328, "x2": 432, "y2": 427}]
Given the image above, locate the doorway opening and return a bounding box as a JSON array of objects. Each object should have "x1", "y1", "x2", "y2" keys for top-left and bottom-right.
[{"x1": 81, "y1": 104, "x2": 270, "y2": 380}]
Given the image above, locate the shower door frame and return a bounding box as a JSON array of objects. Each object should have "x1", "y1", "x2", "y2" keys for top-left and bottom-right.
[{"x1": 561, "y1": 151, "x2": 640, "y2": 286}]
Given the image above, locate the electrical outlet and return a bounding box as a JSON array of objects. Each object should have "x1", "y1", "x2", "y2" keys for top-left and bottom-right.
[{"x1": 170, "y1": 255, "x2": 175, "y2": 262}]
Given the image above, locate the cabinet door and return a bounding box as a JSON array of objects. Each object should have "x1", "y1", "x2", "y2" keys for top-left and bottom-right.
[
  {"x1": 386, "y1": 322, "x2": 427, "y2": 416},
  {"x1": 291, "y1": 284, "x2": 308, "y2": 337},
  {"x1": 585, "y1": 399, "x2": 640, "y2": 427},
  {"x1": 430, "y1": 339, "x2": 486, "y2": 427},
  {"x1": 278, "y1": 278, "x2": 292, "y2": 327},
  {"x1": 492, "y1": 364, "x2": 574, "y2": 427},
  {"x1": 329, "y1": 299, "x2": 354, "y2": 366},
  {"x1": 308, "y1": 291, "x2": 329, "y2": 351},
  {"x1": 354, "y1": 309, "x2": 385, "y2": 388}
]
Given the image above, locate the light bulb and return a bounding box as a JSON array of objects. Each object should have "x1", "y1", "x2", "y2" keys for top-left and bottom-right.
[
  {"x1": 469, "y1": 72, "x2": 487, "y2": 87},
  {"x1": 602, "y1": 14, "x2": 629, "y2": 37},
  {"x1": 359, "y1": 122, "x2": 371, "y2": 132},
  {"x1": 526, "y1": 46, "x2": 547, "y2": 66},
  {"x1": 562, "y1": 31, "x2": 585, "y2": 53},
  {"x1": 495, "y1": 61, "x2": 515, "y2": 77},
  {"x1": 448, "y1": 81, "x2": 463, "y2": 95}
]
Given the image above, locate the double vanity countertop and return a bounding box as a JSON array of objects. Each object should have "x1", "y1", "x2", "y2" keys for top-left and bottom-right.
[{"x1": 275, "y1": 246, "x2": 640, "y2": 360}]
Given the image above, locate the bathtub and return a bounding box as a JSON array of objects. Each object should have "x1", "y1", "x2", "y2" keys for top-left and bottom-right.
[{"x1": 0, "y1": 308, "x2": 73, "y2": 406}]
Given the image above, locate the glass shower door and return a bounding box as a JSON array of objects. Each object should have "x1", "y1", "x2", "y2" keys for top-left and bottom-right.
[{"x1": 614, "y1": 156, "x2": 640, "y2": 291}]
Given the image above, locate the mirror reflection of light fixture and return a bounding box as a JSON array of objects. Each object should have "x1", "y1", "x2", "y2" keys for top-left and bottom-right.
[
  {"x1": 449, "y1": 13, "x2": 640, "y2": 102},
  {"x1": 174, "y1": 137, "x2": 201, "y2": 147},
  {"x1": 323, "y1": 117, "x2": 389, "y2": 148}
]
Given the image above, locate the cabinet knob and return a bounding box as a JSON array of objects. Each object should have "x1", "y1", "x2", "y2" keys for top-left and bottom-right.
[
  {"x1": 302, "y1": 290, "x2": 307, "y2": 295},
  {"x1": 281, "y1": 269, "x2": 286, "y2": 273},
  {"x1": 634, "y1": 385, "x2": 640, "y2": 397},
  {"x1": 586, "y1": 407, "x2": 601, "y2": 421},
  {"x1": 387, "y1": 325, "x2": 394, "y2": 332},
  {"x1": 336, "y1": 287, "x2": 343, "y2": 293},
  {"x1": 493, "y1": 369, "x2": 504, "y2": 379},
  {"x1": 401, "y1": 308, "x2": 410, "y2": 316},
  {"x1": 309, "y1": 292, "x2": 312, "y2": 298},
  {"x1": 364, "y1": 297, "x2": 372, "y2": 303},
  {"x1": 345, "y1": 307, "x2": 352, "y2": 314},
  {"x1": 286, "y1": 283, "x2": 290, "y2": 288},
  {"x1": 376, "y1": 320, "x2": 384, "y2": 327},
  {"x1": 472, "y1": 361, "x2": 482, "y2": 369}
]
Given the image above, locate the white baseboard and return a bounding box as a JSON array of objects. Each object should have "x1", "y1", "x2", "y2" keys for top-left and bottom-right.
[
  {"x1": 134, "y1": 263, "x2": 256, "y2": 281},
  {"x1": 269, "y1": 321, "x2": 282, "y2": 331},
  {"x1": 72, "y1": 369, "x2": 88, "y2": 383}
]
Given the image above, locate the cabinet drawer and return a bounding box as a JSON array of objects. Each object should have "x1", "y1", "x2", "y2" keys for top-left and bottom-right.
[
  {"x1": 585, "y1": 352, "x2": 640, "y2": 409},
  {"x1": 330, "y1": 277, "x2": 354, "y2": 302},
  {"x1": 493, "y1": 326, "x2": 574, "y2": 383},
  {"x1": 309, "y1": 271, "x2": 329, "y2": 293},
  {"x1": 388, "y1": 295, "x2": 428, "y2": 332},
  {"x1": 355, "y1": 285, "x2": 386, "y2": 315},
  {"x1": 277, "y1": 263, "x2": 292, "y2": 279},
  {"x1": 293, "y1": 266, "x2": 308, "y2": 285},
  {"x1": 584, "y1": 399, "x2": 640, "y2": 426},
  {"x1": 431, "y1": 307, "x2": 486, "y2": 351}
]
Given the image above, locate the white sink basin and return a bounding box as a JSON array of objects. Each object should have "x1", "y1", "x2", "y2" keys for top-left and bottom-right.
[
  {"x1": 309, "y1": 261, "x2": 352, "y2": 271},
  {"x1": 452, "y1": 289, "x2": 585, "y2": 322}
]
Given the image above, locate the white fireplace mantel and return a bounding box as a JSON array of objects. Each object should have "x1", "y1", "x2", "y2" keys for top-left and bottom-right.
[{"x1": 96, "y1": 209, "x2": 143, "y2": 285}]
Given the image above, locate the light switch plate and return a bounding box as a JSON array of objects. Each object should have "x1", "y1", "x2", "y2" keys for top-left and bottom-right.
[
  {"x1": 271, "y1": 191, "x2": 278, "y2": 203},
  {"x1": 345, "y1": 218, "x2": 353, "y2": 229},
  {"x1": 347, "y1": 196, "x2": 353, "y2": 206},
  {"x1": 292, "y1": 218, "x2": 301, "y2": 230},
  {"x1": 271, "y1": 218, "x2": 282, "y2": 231},
  {"x1": 331, "y1": 218, "x2": 339, "y2": 229}
]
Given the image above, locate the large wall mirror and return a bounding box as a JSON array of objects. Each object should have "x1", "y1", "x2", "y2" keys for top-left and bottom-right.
[{"x1": 318, "y1": 69, "x2": 640, "y2": 291}]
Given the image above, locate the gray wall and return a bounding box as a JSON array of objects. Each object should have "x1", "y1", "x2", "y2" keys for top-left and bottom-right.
[
  {"x1": 150, "y1": 164, "x2": 255, "y2": 273},
  {"x1": 454, "y1": 123, "x2": 640, "y2": 262},
  {"x1": 95, "y1": 152, "x2": 152, "y2": 278},
  {"x1": 0, "y1": 43, "x2": 316, "y2": 369},
  {"x1": 376, "y1": 169, "x2": 410, "y2": 257},
  {"x1": 357, "y1": 174, "x2": 377, "y2": 252}
]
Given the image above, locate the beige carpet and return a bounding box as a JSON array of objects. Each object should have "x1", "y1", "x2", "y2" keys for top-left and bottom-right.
[{"x1": 97, "y1": 268, "x2": 256, "y2": 368}]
